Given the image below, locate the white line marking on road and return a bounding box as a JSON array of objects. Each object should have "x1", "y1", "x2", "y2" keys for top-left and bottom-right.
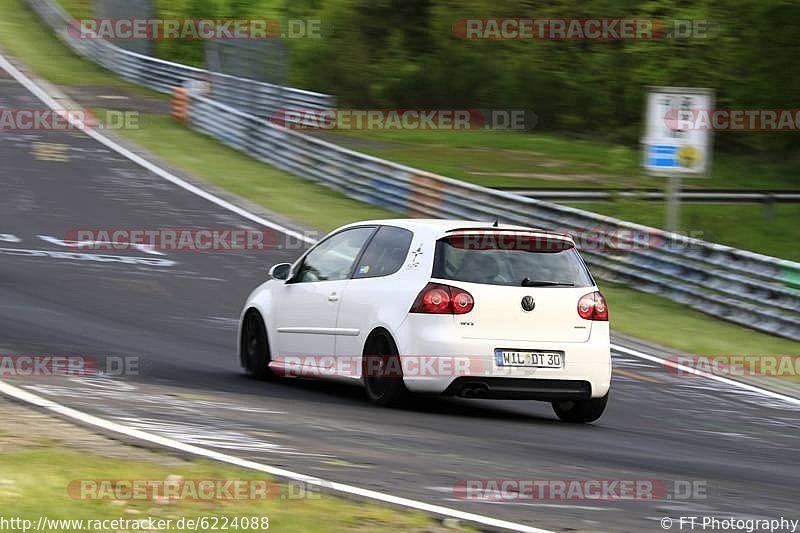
[
  {"x1": 611, "y1": 344, "x2": 800, "y2": 407},
  {"x1": 0, "y1": 380, "x2": 551, "y2": 533},
  {"x1": 0, "y1": 246, "x2": 175, "y2": 267},
  {"x1": 39, "y1": 234, "x2": 166, "y2": 256},
  {"x1": 0, "y1": 233, "x2": 22, "y2": 243}
]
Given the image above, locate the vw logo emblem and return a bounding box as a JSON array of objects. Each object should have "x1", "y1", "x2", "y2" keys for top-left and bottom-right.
[{"x1": 521, "y1": 295, "x2": 536, "y2": 312}]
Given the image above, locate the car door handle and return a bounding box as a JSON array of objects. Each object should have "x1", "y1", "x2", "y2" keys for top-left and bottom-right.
[{"x1": 328, "y1": 292, "x2": 339, "y2": 302}]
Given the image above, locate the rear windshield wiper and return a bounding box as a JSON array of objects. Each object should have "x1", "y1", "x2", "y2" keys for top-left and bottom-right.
[{"x1": 521, "y1": 278, "x2": 575, "y2": 287}]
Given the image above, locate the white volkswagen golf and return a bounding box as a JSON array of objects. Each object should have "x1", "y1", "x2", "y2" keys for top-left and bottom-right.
[{"x1": 239, "y1": 219, "x2": 611, "y2": 423}]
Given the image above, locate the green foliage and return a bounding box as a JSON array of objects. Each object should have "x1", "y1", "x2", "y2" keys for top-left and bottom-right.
[
  {"x1": 111, "y1": 0, "x2": 800, "y2": 156},
  {"x1": 153, "y1": 0, "x2": 221, "y2": 67}
]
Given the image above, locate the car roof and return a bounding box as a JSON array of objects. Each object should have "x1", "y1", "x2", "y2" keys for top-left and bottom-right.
[{"x1": 342, "y1": 218, "x2": 572, "y2": 239}]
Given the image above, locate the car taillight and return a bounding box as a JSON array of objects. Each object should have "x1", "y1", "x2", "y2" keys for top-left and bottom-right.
[
  {"x1": 577, "y1": 291, "x2": 608, "y2": 321},
  {"x1": 410, "y1": 282, "x2": 474, "y2": 315}
]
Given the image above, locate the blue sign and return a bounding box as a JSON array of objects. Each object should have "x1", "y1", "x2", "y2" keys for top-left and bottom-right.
[{"x1": 646, "y1": 144, "x2": 679, "y2": 169}]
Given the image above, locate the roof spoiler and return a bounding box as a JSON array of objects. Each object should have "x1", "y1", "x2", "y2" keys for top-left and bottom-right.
[{"x1": 444, "y1": 227, "x2": 573, "y2": 239}]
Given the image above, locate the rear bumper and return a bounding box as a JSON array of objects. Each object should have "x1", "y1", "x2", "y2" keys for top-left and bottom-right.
[
  {"x1": 395, "y1": 317, "x2": 611, "y2": 399},
  {"x1": 443, "y1": 377, "x2": 592, "y2": 401}
]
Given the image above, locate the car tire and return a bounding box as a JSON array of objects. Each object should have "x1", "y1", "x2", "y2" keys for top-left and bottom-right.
[
  {"x1": 363, "y1": 333, "x2": 408, "y2": 407},
  {"x1": 241, "y1": 311, "x2": 273, "y2": 379},
  {"x1": 552, "y1": 393, "x2": 608, "y2": 423}
]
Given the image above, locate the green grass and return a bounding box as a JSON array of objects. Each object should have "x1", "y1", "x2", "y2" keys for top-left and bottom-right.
[
  {"x1": 3, "y1": 0, "x2": 798, "y2": 357},
  {"x1": 323, "y1": 130, "x2": 639, "y2": 189},
  {"x1": 0, "y1": 447, "x2": 447, "y2": 532},
  {"x1": 58, "y1": 0, "x2": 91, "y2": 19},
  {"x1": 563, "y1": 200, "x2": 800, "y2": 262},
  {"x1": 602, "y1": 282, "x2": 800, "y2": 357},
  {"x1": 0, "y1": 0, "x2": 158, "y2": 96},
  {"x1": 330, "y1": 129, "x2": 800, "y2": 190},
  {"x1": 0, "y1": 1, "x2": 107, "y2": 86}
]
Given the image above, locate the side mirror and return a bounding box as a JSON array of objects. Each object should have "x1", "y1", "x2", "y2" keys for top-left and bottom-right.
[{"x1": 268, "y1": 263, "x2": 292, "y2": 280}]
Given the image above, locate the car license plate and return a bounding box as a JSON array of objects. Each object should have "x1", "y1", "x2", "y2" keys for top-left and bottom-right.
[{"x1": 495, "y1": 349, "x2": 564, "y2": 368}]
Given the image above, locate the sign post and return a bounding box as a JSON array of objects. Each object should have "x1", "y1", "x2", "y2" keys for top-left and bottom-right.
[{"x1": 642, "y1": 87, "x2": 714, "y2": 232}]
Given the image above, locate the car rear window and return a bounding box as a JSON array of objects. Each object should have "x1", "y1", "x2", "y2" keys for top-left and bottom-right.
[{"x1": 433, "y1": 234, "x2": 593, "y2": 287}]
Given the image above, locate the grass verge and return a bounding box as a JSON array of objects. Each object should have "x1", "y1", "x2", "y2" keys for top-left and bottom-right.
[
  {"x1": 564, "y1": 201, "x2": 800, "y2": 262},
  {"x1": 328, "y1": 129, "x2": 800, "y2": 191},
  {"x1": 0, "y1": 401, "x2": 454, "y2": 532},
  {"x1": 2, "y1": 450, "x2": 443, "y2": 532},
  {"x1": 1, "y1": 0, "x2": 798, "y2": 357},
  {"x1": 0, "y1": 0, "x2": 155, "y2": 95}
]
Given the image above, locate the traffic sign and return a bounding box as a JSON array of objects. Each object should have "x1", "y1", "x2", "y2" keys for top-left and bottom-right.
[{"x1": 642, "y1": 87, "x2": 714, "y2": 176}]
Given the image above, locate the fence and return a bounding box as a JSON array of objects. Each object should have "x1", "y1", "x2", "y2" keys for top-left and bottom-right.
[
  {"x1": 26, "y1": 0, "x2": 800, "y2": 341},
  {"x1": 27, "y1": 0, "x2": 334, "y2": 116}
]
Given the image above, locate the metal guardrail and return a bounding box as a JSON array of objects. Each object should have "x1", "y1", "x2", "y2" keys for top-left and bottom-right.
[
  {"x1": 27, "y1": 0, "x2": 800, "y2": 341},
  {"x1": 186, "y1": 96, "x2": 800, "y2": 341},
  {"x1": 500, "y1": 188, "x2": 800, "y2": 203},
  {"x1": 27, "y1": 0, "x2": 334, "y2": 116}
]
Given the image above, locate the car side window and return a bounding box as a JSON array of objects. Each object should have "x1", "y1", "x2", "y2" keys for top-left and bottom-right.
[
  {"x1": 295, "y1": 227, "x2": 375, "y2": 283},
  {"x1": 354, "y1": 226, "x2": 413, "y2": 279}
]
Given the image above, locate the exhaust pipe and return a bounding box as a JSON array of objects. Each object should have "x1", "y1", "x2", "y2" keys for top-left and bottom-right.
[{"x1": 460, "y1": 383, "x2": 488, "y2": 398}]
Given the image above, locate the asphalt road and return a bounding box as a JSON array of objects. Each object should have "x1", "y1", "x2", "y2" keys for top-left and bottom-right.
[{"x1": 1, "y1": 72, "x2": 799, "y2": 533}]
